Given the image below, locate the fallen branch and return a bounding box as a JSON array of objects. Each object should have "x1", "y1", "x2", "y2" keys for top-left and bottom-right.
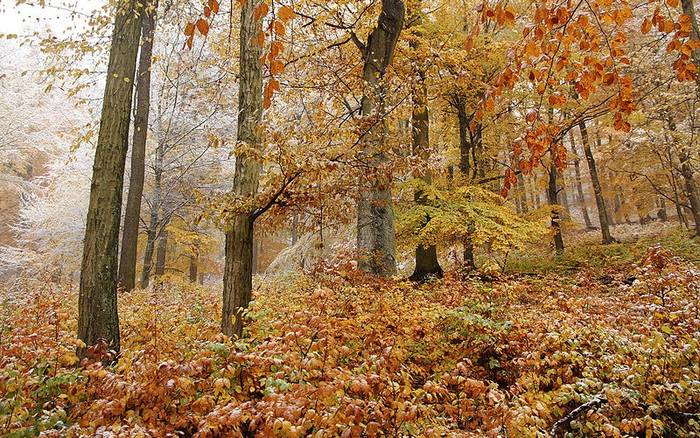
[{"x1": 550, "y1": 396, "x2": 608, "y2": 437}]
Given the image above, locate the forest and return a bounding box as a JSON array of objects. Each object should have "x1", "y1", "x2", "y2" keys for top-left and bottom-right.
[{"x1": 1, "y1": 0, "x2": 700, "y2": 436}]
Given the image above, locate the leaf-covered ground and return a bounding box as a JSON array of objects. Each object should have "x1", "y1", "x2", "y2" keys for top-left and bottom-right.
[{"x1": 1, "y1": 243, "x2": 700, "y2": 437}]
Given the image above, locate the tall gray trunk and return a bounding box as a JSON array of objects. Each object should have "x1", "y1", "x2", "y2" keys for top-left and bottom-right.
[
  {"x1": 579, "y1": 121, "x2": 614, "y2": 244},
  {"x1": 222, "y1": 0, "x2": 264, "y2": 338},
  {"x1": 118, "y1": 0, "x2": 158, "y2": 292},
  {"x1": 356, "y1": 0, "x2": 405, "y2": 277},
  {"x1": 78, "y1": 0, "x2": 143, "y2": 356}
]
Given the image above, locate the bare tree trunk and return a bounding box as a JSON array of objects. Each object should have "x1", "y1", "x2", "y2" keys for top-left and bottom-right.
[
  {"x1": 516, "y1": 173, "x2": 528, "y2": 214},
  {"x1": 356, "y1": 0, "x2": 405, "y2": 277},
  {"x1": 140, "y1": 224, "x2": 156, "y2": 288},
  {"x1": 682, "y1": 0, "x2": 700, "y2": 88},
  {"x1": 548, "y1": 158, "x2": 565, "y2": 254},
  {"x1": 569, "y1": 132, "x2": 593, "y2": 229},
  {"x1": 454, "y1": 96, "x2": 477, "y2": 270},
  {"x1": 222, "y1": 0, "x2": 264, "y2": 338},
  {"x1": 666, "y1": 117, "x2": 700, "y2": 234},
  {"x1": 154, "y1": 228, "x2": 167, "y2": 276},
  {"x1": 291, "y1": 214, "x2": 299, "y2": 245},
  {"x1": 78, "y1": 0, "x2": 143, "y2": 357},
  {"x1": 118, "y1": 0, "x2": 157, "y2": 292},
  {"x1": 409, "y1": 4, "x2": 442, "y2": 282},
  {"x1": 140, "y1": 140, "x2": 163, "y2": 288},
  {"x1": 189, "y1": 252, "x2": 198, "y2": 283},
  {"x1": 579, "y1": 121, "x2": 614, "y2": 244}
]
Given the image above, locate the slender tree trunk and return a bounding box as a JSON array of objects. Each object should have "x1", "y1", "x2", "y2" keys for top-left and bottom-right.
[
  {"x1": 140, "y1": 140, "x2": 163, "y2": 288},
  {"x1": 516, "y1": 173, "x2": 528, "y2": 213},
  {"x1": 77, "y1": 0, "x2": 143, "y2": 357},
  {"x1": 548, "y1": 158, "x2": 565, "y2": 254},
  {"x1": 154, "y1": 228, "x2": 167, "y2": 276},
  {"x1": 356, "y1": 0, "x2": 405, "y2": 277},
  {"x1": 569, "y1": 133, "x2": 593, "y2": 229},
  {"x1": 409, "y1": 5, "x2": 442, "y2": 282},
  {"x1": 140, "y1": 224, "x2": 156, "y2": 288},
  {"x1": 682, "y1": 0, "x2": 700, "y2": 88},
  {"x1": 291, "y1": 214, "x2": 299, "y2": 245},
  {"x1": 456, "y1": 97, "x2": 472, "y2": 178},
  {"x1": 681, "y1": 0, "x2": 700, "y2": 232},
  {"x1": 118, "y1": 0, "x2": 157, "y2": 292},
  {"x1": 579, "y1": 121, "x2": 614, "y2": 244},
  {"x1": 189, "y1": 252, "x2": 198, "y2": 283},
  {"x1": 222, "y1": 0, "x2": 264, "y2": 338},
  {"x1": 455, "y1": 97, "x2": 477, "y2": 270}
]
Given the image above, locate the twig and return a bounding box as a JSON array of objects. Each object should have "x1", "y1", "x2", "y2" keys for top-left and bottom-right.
[{"x1": 550, "y1": 396, "x2": 607, "y2": 437}]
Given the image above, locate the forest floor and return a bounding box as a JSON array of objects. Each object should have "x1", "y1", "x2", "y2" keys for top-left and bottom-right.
[{"x1": 1, "y1": 226, "x2": 700, "y2": 437}]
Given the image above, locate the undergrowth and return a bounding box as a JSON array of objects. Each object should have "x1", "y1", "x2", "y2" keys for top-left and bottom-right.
[{"x1": 1, "y1": 245, "x2": 699, "y2": 437}]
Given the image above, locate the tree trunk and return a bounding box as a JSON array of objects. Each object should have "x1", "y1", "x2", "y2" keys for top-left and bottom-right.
[
  {"x1": 140, "y1": 139, "x2": 163, "y2": 289},
  {"x1": 189, "y1": 252, "x2": 198, "y2": 283},
  {"x1": 517, "y1": 173, "x2": 528, "y2": 214},
  {"x1": 140, "y1": 224, "x2": 156, "y2": 288},
  {"x1": 356, "y1": 0, "x2": 405, "y2": 277},
  {"x1": 682, "y1": 0, "x2": 700, "y2": 88},
  {"x1": 154, "y1": 228, "x2": 167, "y2": 276},
  {"x1": 118, "y1": 0, "x2": 157, "y2": 292},
  {"x1": 455, "y1": 96, "x2": 477, "y2": 271},
  {"x1": 77, "y1": 0, "x2": 143, "y2": 356},
  {"x1": 548, "y1": 159, "x2": 565, "y2": 254},
  {"x1": 291, "y1": 214, "x2": 299, "y2": 245},
  {"x1": 222, "y1": 0, "x2": 264, "y2": 338},
  {"x1": 579, "y1": 121, "x2": 614, "y2": 244},
  {"x1": 409, "y1": 4, "x2": 442, "y2": 283},
  {"x1": 569, "y1": 132, "x2": 594, "y2": 229}
]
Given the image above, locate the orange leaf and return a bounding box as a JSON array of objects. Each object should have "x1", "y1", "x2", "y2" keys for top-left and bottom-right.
[
  {"x1": 184, "y1": 22, "x2": 195, "y2": 36},
  {"x1": 273, "y1": 20, "x2": 286, "y2": 36},
  {"x1": 278, "y1": 5, "x2": 295, "y2": 21},
  {"x1": 204, "y1": 6, "x2": 211, "y2": 17},
  {"x1": 209, "y1": 0, "x2": 220, "y2": 14},
  {"x1": 270, "y1": 59, "x2": 285, "y2": 74},
  {"x1": 255, "y1": 2, "x2": 270, "y2": 21},
  {"x1": 196, "y1": 18, "x2": 209, "y2": 36}
]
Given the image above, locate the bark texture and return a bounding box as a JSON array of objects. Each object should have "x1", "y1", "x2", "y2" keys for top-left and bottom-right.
[
  {"x1": 579, "y1": 121, "x2": 614, "y2": 244},
  {"x1": 455, "y1": 96, "x2": 477, "y2": 271},
  {"x1": 222, "y1": 0, "x2": 264, "y2": 338},
  {"x1": 548, "y1": 159, "x2": 565, "y2": 254},
  {"x1": 118, "y1": 0, "x2": 158, "y2": 291},
  {"x1": 77, "y1": 0, "x2": 143, "y2": 356},
  {"x1": 409, "y1": 4, "x2": 442, "y2": 282},
  {"x1": 356, "y1": 0, "x2": 405, "y2": 277}
]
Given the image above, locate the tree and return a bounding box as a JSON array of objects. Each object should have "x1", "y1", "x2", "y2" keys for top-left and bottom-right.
[
  {"x1": 356, "y1": 0, "x2": 406, "y2": 277},
  {"x1": 409, "y1": 2, "x2": 442, "y2": 282},
  {"x1": 77, "y1": 0, "x2": 143, "y2": 356},
  {"x1": 221, "y1": 0, "x2": 264, "y2": 338},
  {"x1": 118, "y1": 0, "x2": 158, "y2": 292},
  {"x1": 579, "y1": 121, "x2": 614, "y2": 244}
]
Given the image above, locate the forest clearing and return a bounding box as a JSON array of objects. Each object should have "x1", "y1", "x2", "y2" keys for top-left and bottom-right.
[{"x1": 1, "y1": 0, "x2": 700, "y2": 436}]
